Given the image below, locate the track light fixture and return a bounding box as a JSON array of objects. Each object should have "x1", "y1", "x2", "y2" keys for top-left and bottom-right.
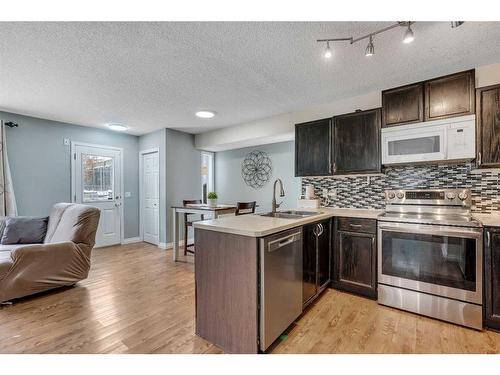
[
  {"x1": 365, "y1": 36, "x2": 375, "y2": 56},
  {"x1": 403, "y1": 23, "x2": 414, "y2": 43},
  {"x1": 324, "y1": 41, "x2": 332, "y2": 59},
  {"x1": 317, "y1": 22, "x2": 464, "y2": 59}
]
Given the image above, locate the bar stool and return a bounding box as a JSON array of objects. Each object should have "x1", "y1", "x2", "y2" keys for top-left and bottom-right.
[
  {"x1": 183, "y1": 199, "x2": 203, "y2": 255},
  {"x1": 235, "y1": 201, "x2": 256, "y2": 216}
]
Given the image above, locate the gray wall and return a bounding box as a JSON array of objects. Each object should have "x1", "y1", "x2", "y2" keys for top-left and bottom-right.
[
  {"x1": 166, "y1": 129, "x2": 201, "y2": 243},
  {"x1": 2, "y1": 111, "x2": 140, "y2": 239},
  {"x1": 215, "y1": 141, "x2": 301, "y2": 212}
]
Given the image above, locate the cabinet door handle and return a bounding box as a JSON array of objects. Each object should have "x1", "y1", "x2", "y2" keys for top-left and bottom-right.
[
  {"x1": 318, "y1": 223, "x2": 324, "y2": 236},
  {"x1": 487, "y1": 231, "x2": 491, "y2": 248},
  {"x1": 350, "y1": 224, "x2": 362, "y2": 228},
  {"x1": 478, "y1": 152, "x2": 482, "y2": 166}
]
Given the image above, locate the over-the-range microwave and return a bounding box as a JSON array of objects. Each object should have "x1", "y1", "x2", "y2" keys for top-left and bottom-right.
[{"x1": 381, "y1": 114, "x2": 476, "y2": 165}]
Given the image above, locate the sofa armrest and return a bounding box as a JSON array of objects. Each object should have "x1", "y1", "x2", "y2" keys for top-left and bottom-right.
[
  {"x1": 8, "y1": 241, "x2": 91, "y2": 288},
  {"x1": 0, "y1": 259, "x2": 12, "y2": 282},
  {"x1": 11, "y1": 241, "x2": 86, "y2": 261}
]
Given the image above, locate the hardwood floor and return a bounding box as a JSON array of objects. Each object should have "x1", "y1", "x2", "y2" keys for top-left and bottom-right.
[{"x1": 1, "y1": 242, "x2": 499, "y2": 354}]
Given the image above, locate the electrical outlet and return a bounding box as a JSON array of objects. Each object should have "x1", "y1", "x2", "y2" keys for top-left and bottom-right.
[
  {"x1": 63, "y1": 138, "x2": 70, "y2": 146},
  {"x1": 322, "y1": 188, "x2": 328, "y2": 197},
  {"x1": 124, "y1": 192, "x2": 131, "y2": 198},
  {"x1": 328, "y1": 189, "x2": 337, "y2": 197}
]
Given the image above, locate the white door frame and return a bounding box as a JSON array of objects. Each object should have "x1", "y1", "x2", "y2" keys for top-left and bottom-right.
[
  {"x1": 139, "y1": 148, "x2": 160, "y2": 244},
  {"x1": 71, "y1": 141, "x2": 125, "y2": 244}
]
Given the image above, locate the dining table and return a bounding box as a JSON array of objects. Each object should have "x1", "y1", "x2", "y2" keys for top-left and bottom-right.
[{"x1": 171, "y1": 203, "x2": 237, "y2": 261}]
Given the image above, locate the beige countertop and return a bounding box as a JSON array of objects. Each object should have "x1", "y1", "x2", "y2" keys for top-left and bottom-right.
[
  {"x1": 473, "y1": 213, "x2": 500, "y2": 228},
  {"x1": 193, "y1": 207, "x2": 383, "y2": 237},
  {"x1": 194, "y1": 207, "x2": 500, "y2": 236}
]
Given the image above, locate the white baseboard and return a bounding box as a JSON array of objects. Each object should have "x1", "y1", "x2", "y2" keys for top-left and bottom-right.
[
  {"x1": 121, "y1": 237, "x2": 142, "y2": 245},
  {"x1": 158, "y1": 239, "x2": 194, "y2": 250},
  {"x1": 158, "y1": 242, "x2": 169, "y2": 249}
]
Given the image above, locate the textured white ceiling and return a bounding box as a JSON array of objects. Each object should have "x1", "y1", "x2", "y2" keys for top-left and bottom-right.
[{"x1": 1, "y1": 22, "x2": 500, "y2": 135}]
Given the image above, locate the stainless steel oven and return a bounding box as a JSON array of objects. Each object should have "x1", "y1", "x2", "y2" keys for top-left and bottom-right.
[{"x1": 377, "y1": 189, "x2": 483, "y2": 330}]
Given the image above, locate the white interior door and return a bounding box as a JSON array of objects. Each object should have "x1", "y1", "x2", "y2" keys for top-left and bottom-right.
[
  {"x1": 141, "y1": 150, "x2": 159, "y2": 245},
  {"x1": 72, "y1": 143, "x2": 122, "y2": 247}
]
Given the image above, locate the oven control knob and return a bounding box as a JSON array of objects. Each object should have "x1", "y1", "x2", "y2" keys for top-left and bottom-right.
[
  {"x1": 396, "y1": 192, "x2": 404, "y2": 199},
  {"x1": 387, "y1": 191, "x2": 396, "y2": 199},
  {"x1": 458, "y1": 191, "x2": 468, "y2": 200},
  {"x1": 446, "y1": 192, "x2": 456, "y2": 200}
]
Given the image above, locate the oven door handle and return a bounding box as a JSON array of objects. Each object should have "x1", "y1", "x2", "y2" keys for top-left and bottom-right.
[{"x1": 378, "y1": 223, "x2": 482, "y2": 238}]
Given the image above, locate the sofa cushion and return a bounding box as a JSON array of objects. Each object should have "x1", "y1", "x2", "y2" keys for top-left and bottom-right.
[
  {"x1": 0, "y1": 244, "x2": 31, "y2": 252},
  {"x1": 0, "y1": 250, "x2": 12, "y2": 261},
  {"x1": 1, "y1": 217, "x2": 49, "y2": 245}
]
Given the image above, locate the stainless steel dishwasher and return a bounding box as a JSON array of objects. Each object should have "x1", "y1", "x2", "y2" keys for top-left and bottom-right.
[{"x1": 259, "y1": 228, "x2": 303, "y2": 351}]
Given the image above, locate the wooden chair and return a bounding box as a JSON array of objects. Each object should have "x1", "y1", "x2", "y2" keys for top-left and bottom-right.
[
  {"x1": 183, "y1": 199, "x2": 203, "y2": 255},
  {"x1": 235, "y1": 201, "x2": 256, "y2": 216}
]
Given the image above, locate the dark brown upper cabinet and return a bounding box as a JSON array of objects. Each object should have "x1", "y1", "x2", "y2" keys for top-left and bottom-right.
[
  {"x1": 476, "y1": 84, "x2": 500, "y2": 168},
  {"x1": 424, "y1": 69, "x2": 475, "y2": 121},
  {"x1": 295, "y1": 118, "x2": 332, "y2": 177},
  {"x1": 382, "y1": 82, "x2": 424, "y2": 128},
  {"x1": 333, "y1": 108, "x2": 381, "y2": 174}
]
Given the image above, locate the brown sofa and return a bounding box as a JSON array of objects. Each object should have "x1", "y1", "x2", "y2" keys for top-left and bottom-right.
[{"x1": 0, "y1": 203, "x2": 100, "y2": 303}]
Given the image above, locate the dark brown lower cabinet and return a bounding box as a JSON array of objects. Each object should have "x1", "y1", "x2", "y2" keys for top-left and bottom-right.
[
  {"x1": 332, "y1": 217, "x2": 377, "y2": 299},
  {"x1": 485, "y1": 227, "x2": 500, "y2": 330},
  {"x1": 303, "y1": 219, "x2": 331, "y2": 307}
]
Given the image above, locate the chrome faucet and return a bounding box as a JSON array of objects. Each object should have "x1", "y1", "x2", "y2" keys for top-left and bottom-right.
[{"x1": 272, "y1": 179, "x2": 285, "y2": 213}]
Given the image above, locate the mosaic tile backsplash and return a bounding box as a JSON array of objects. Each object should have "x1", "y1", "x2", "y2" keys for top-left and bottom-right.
[{"x1": 302, "y1": 163, "x2": 500, "y2": 213}]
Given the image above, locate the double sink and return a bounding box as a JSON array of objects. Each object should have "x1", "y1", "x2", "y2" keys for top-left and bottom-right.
[{"x1": 259, "y1": 210, "x2": 321, "y2": 219}]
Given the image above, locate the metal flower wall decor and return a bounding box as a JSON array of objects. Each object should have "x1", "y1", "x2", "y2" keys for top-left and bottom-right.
[{"x1": 242, "y1": 150, "x2": 272, "y2": 189}]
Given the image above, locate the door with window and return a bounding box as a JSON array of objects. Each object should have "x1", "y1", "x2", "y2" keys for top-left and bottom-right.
[{"x1": 72, "y1": 143, "x2": 122, "y2": 247}]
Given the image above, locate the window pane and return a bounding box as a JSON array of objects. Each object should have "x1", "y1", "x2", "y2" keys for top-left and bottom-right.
[
  {"x1": 82, "y1": 154, "x2": 114, "y2": 202},
  {"x1": 201, "y1": 152, "x2": 214, "y2": 204}
]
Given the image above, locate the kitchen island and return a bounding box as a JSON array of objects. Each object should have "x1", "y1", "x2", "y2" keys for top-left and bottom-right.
[{"x1": 193, "y1": 208, "x2": 382, "y2": 353}]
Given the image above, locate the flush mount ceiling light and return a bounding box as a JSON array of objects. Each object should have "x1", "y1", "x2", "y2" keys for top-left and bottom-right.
[
  {"x1": 317, "y1": 22, "x2": 463, "y2": 59},
  {"x1": 107, "y1": 123, "x2": 128, "y2": 131},
  {"x1": 365, "y1": 36, "x2": 375, "y2": 56},
  {"x1": 195, "y1": 110, "x2": 216, "y2": 119}
]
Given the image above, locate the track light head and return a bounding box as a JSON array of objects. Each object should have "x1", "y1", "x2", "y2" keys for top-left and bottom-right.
[
  {"x1": 403, "y1": 24, "x2": 414, "y2": 44},
  {"x1": 365, "y1": 36, "x2": 374, "y2": 57},
  {"x1": 324, "y1": 41, "x2": 332, "y2": 59}
]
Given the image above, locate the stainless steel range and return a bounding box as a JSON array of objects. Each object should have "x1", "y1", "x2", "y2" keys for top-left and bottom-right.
[{"x1": 377, "y1": 188, "x2": 483, "y2": 330}]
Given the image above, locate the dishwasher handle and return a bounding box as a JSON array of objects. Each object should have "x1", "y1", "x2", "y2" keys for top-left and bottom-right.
[{"x1": 267, "y1": 231, "x2": 302, "y2": 252}]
